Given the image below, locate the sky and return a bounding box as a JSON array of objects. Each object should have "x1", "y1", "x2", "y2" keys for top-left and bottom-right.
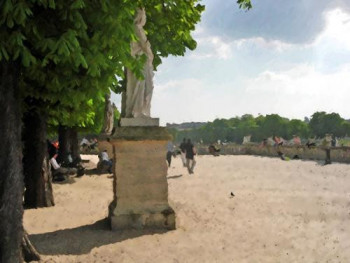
[{"x1": 112, "y1": 0, "x2": 350, "y2": 126}]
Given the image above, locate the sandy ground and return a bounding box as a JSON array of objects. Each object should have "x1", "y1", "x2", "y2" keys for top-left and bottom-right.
[{"x1": 24, "y1": 154, "x2": 350, "y2": 263}]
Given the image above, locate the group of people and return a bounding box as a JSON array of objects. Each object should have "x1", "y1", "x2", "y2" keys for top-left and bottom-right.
[
  {"x1": 166, "y1": 138, "x2": 197, "y2": 174},
  {"x1": 47, "y1": 140, "x2": 85, "y2": 182},
  {"x1": 80, "y1": 137, "x2": 98, "y2": 151}
]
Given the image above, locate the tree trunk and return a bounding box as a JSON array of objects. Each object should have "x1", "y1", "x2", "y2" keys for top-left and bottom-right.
[
  {"x1": 0, "y1": 61, "x2": 24, "y2": 262},
  {"x1": 69, "y1": 127, "x2": 80, "y2": 161},
  {"x1": 57, "y1": 125, "x2": 70, "y2": 164},
  {"x1": 23, "y1": 108, "x2": 54, "y2": 208},
  {"x1": 22, "y1": 230, "x2": 40, "y2": 262}
]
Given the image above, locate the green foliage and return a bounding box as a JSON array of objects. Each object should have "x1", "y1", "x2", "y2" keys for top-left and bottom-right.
[
  {"x1": 287, "y1": 119, "x2": 310, "y2": 139},
  {"x1": 309, "y1": 112, "x2": 346, "y2": 137},
  {"x1": 142, "y1": 0, "x2": 205, "y2": 69},
  {"x1": 236, "y1": 0, "x2": 252, "y2": 10},
  {"x1": 1, "y1": 0, "x2": 140, "y2": 131},
  {"x1": 0, "y1": 0, "x2": 248, "y2": 135},
  {"x1": 171, "y1": 112, "x2": 350, "y2": 144},
  {"x1": 258, "y1": 114, "x2": 289, "y2": 140}
]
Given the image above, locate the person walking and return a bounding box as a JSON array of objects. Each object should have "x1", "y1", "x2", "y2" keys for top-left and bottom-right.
[
  {"x1": 185, "y1": 139, "x2": 196, "y2": 174},
  {"x1": 166, "y1": 141, "x2": 175, "y2": 167},
  {"x1": 179, "y1": 138, "x2": 187, "y2": 167}
]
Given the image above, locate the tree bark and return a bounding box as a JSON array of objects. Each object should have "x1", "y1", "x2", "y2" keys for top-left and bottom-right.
[
  {"x1": 23, "y1": 107, "x2": 54, "y2": 208},
  {"x1": 69, "y1": 127, "x2": 80, "y2": 162},
  {"x1": 57, "y1": 125, "x2": 70, "y2": 164},
  {"x1": 0, "y1": 61, "x2": 24, "y2": 262},
  {"x1": 58, "y1": 125, "x2": 81, "y2": 165},
  {"x1": 22, "y1": 230, "x2": 40, "y2": 262}
]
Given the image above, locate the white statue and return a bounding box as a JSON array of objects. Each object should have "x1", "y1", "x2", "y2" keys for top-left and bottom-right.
[{"x1": 125, "y1": 8, "x2": 154, "y2": 118}]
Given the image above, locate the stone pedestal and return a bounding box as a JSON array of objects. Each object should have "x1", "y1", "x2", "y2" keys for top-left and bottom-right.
[
  {"x1": 107, "y1": 127, "x2": 175, "y2": 230},
  {"x1": 120, "y1": 117, "x2": 159, "y2": 127}
]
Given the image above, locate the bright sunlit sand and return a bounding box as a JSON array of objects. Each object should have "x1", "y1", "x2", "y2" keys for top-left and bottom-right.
[{"x1": 24, "y1": 154, "x2": 350, "y2": 262}]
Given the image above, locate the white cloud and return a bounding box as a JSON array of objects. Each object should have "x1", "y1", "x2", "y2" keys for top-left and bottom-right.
[
  {"x1": 315, "y1": 8, "x2": 350, "y2": 50},
  {"x1": 244, "y1": 63, "x2": 350, "y2": 119},
  {"x1": 233, "y1": 37, "x2": 295, "y2": 52},
  {"x1": 152, "y1": 63, "x2": 350, "y2": 125},
  {"x1": 189, "y1": 36, "x2": 233, "y2": 60},
  {"x1": 153, "y1": 78, "x2": 216, "y2": 125}
]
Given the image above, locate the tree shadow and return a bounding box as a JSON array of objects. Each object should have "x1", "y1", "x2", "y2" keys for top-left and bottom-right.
[
  {"x1": 29, "y1": 218, "x2": 170, "y2": 255},
  {"x1": 83, "y1": 168, "x2": 99, "y2": 175},
  {"x1": 52, "y1": 177, "x2": 76, "y2": 185},
  {"x1": 167, "y1": 174, "x2": 183, "y2": 180}
]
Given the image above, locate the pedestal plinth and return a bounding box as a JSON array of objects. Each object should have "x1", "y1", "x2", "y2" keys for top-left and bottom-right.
[{"x1": 107, "y1": 127, "x2": 175, "y2": 230}]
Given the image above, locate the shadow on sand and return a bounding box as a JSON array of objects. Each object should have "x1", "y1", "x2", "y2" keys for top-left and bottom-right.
[
  {"x1": 30, "y1": 218, "x2": 170, "y2": 255},
  {"x1": 82, "y1": 168, "x2": 112, "y2": 176},
  {"x1": 167, "y1": 174, "x2": 183, "y2": 180}
]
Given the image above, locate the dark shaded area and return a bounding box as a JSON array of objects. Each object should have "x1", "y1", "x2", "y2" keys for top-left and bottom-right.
[
  {"x1": 22, "y1": 230, "x2": 40, "y2": 262},
  {"x1": 29, "y1": 218, "x2": 170, "y2": 255},
  {"x1": 84, "y1": 168, "x2": 99, "y2": 175},
  {"x1": 23, "y1": 104, "x2": 54, "y2": 208},
  {"x1": 0, "y1": 60, "x2": 24, "y2": 261},
  {"x1": 52, "y1": 177, "x2": 76, "y2": 185},
  {"x1": 57, "y1": 125, "x2": 70, "y2": 164},
  {"x1": 82, "y1": 168, "x2": 112, "y2": 176},
  {"x1": 167, "y1": 174, "x2": 183, "y2": 180}
]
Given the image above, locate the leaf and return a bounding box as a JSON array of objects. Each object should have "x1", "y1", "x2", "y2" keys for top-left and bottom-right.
[
  {"x1": 154, "y1": 4, "x2": 162, "y2": 12},
  {"x1": 2, "y1": 0, "x2": 13, "y2": 16},
  {"x1": 48, "y1": 0, "x2": 56, "y2": 9},
  {"x1": 6, "y1": 16, "x2": 14, "y2": 28},
  {"x1": 0, "y1": 46, "x2": 10, "y2": 60},
  {"x1": 71, "y1": 0, "x2": 85, "y2": 9}
]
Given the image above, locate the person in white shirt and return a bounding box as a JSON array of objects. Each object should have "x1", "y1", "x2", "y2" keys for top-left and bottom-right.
[
  {"x1": 50, "y1": 156, "x2": 77, "y2": 180},
  {"x1": 97, "y1": 150, "x2": 113, "y2": 173},
  {"x1": 80, "y1": 137, "x2": 90, "y2": 146}
]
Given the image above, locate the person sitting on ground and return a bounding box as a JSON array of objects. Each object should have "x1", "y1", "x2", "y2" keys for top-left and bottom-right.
[
  {"x1": 274, "y1": 136, "x2": 284, "y2": 146},
  {"x1": 80, "y1": 137, "x2": 90, "y2": 148},
  {"x1": 47, "y1": 140, "x2": 57, "y2": 160},
  {"x1": 62, "y1": 152, "x2": 85, "y2": 176},
  {"x1": 292, "y1": 135, "x2": 301, "y2": 145},
  {"x1": 208, "y1": 144, "x2": 220, "y2": 156},
  {"x1": 259, "y1": 138, "x2": 269, "y2": 148},
  {"x1": 306, "y1": 139, "x2": 316, "y2": 148},
  {"x1": 89, "y1": 138, "x2": 98, "y2": 150},
  {"x1": 97, "y1": 150, "x2": 113, "y2": 174},
  {"x1": 50, "y1": 155, "x2": 78, "y2": 181}
]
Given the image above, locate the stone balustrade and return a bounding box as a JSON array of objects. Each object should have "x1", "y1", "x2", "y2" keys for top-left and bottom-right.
[{"x1": 196, "y1": 144, "x2": 350, "y2": 163}]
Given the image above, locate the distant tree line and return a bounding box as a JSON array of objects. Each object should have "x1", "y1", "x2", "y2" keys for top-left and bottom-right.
[{"x1": 168, "y1": 112, "x2": 350, "y2": 144}]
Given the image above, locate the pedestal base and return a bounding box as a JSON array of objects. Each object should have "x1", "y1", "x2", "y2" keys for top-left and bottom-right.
[
  {"x1": 107, "y1": 127, "x2": 175, "y2": 230},
  {"x1": 109, "y1": 201, "x2": 175, "y2": 230},
  {"x1": 120, "y1": 117, "x2": 159, "y2": 127}
]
